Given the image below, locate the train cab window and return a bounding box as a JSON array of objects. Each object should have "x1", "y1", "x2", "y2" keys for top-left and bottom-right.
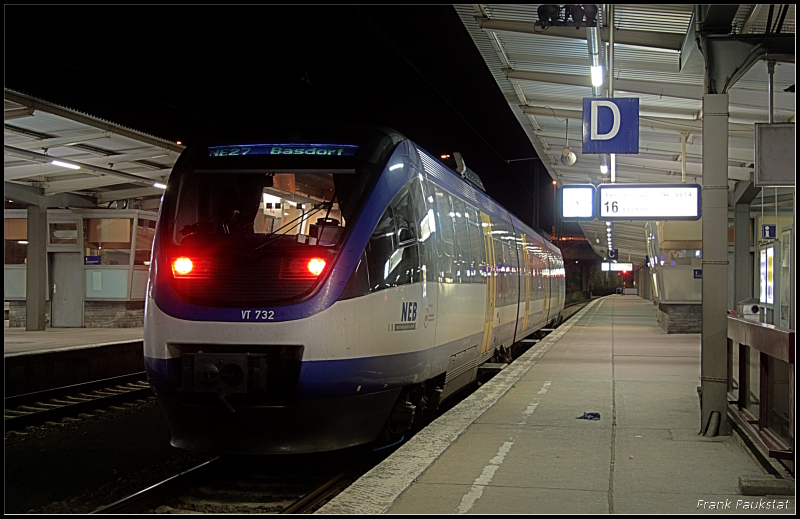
[{"x1": 365, "y1": 187, "x2": 420, "y2": 293}]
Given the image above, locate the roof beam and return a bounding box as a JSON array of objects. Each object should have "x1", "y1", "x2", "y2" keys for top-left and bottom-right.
[
  {"x1": 42, "y1": 169, "x2": 169, "y2": 195},
  {"x1": 741, "y1": 5, "x2": 765, "y2": 35},
  {"x1": 4, "y1": 149, "x2": 174, "y2": 180},
  {"x1": 521, "y1": 105, "x2": 754, "y2": 137},
  {"x1": 544, "y1": 150, "x2": 752, "y2": 180},
  {"x1": 96, "y1": 186, "x2": 164, "y2": 203},
  {"x1": 4, "y1": 107, "x2": 35, "y2": 121},
  {"x1": 5, "y1": 131, "x2": 112, "y2": 151},
  {"x1": 507, "y1": 68, "x2": 795, "y2": 111},
  {"x1": 532, "y1": 130, "x2": 755, "y2": 162},
  {"x1": 4, "y1": 181, "x2": 98, "y2": 208},
  {"x1": 475, "y1": 16, "x2": 685, "y2": 51},
  {"x1": 4, "y1": 145, "x2": 157, "y2": 186}
]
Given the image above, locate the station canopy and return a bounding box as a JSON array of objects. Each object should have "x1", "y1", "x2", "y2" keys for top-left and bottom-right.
[
  {"x1": 4, "y1": 88, "x2": 184, "y2": 212},
  {"x1": 457, "y1": 4, "x2": 795, "y2": 264}
]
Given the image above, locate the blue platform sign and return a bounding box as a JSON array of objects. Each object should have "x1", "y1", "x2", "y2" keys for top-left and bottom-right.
[
  {"x1": 582, "y1": 98, "x2": 639, "y2": 154},
  {"x1": 84, "y1": 256, "x2": 101, "y2": 265}
]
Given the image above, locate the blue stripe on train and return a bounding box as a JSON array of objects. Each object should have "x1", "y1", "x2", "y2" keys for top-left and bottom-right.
[{"x1": 145, "y1": 349, "x2": 432, "y2": 400}]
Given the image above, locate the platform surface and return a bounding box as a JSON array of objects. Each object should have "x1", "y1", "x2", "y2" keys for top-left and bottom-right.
[
  {"x1": 320, "y1": 296, "x2": 795, "y2": 515},
  {"x1": 4, "y1": 325, "x2": 143, "y2": 356}
]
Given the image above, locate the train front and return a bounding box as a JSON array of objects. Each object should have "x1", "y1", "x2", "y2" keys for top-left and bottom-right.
[{"x1": 144, "y1": 128, "x2": 403, "y2": 454}]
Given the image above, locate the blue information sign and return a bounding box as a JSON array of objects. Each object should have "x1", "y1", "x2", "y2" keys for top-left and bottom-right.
[
  {"x1": 761, "y1": 225, "x2": 777, "y2": 239},
  {"x1": 694, "y1": 269, "x2": 702, "y2": 279},
  {"x1": 582, "y1": 98, "x2": 639, "y2": 154},
  {"x1": 84, "y1": 256, "x2": 101, "y2": 265}
]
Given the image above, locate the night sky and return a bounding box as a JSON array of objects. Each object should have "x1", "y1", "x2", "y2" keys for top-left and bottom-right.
[{"x1": 6, "y1": 5, "x2": 577, "y2": 235}]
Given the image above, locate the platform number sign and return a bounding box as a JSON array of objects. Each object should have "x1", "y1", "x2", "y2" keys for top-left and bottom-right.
[{"x1": 582, "y1": 98, "x2": 639, "y2": 154}]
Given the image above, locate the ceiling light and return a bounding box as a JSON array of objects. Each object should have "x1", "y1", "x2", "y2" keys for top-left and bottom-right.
[
  {"x1": 153, "y1": 182, "x2": 167, "y2": 189},
  {"x1": 600, "y1": 163, "x2": 608, "y2": 174},
  {"x1": 52, "y1": 160, "x2": 80, "y2": 170},
  {"x1": 591, "y1": 65, "x2": 604, "y2": 87}
]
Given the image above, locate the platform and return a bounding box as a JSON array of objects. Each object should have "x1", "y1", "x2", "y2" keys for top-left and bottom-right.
[
  {"x1": 4, "y1": 326, "x2": 144, "y2": 357},
  {"x1": 320, "y1": 296, "x2": 795, "y2": 514},
  {"x1": 4, "y1": 326, "x2": 145, "y2": 396}
]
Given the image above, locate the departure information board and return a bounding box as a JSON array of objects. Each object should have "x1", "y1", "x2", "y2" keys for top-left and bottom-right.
[{"x1": 598, "y1": 184, "x2": 701, "y2": 220}]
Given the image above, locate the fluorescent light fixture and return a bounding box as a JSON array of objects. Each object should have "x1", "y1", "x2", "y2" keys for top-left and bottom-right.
[
  {"x1": 52, "y1": 160, "x2": 80, "y2": 170},
  {"x1": 600, "y1": 163, "x2": 608, "y2": 174},
  {"x1": 18, "y1": 240, "x2": 28, "y2": 244},
  {"x1": 153, "y1": 182, "x2": 167, "y2": 189},
  {"x1": 590, "y1": 65, "x2": 603, "y2": 87}
]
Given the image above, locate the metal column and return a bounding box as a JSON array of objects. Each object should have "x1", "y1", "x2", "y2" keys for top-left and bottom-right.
[
  {"x1": 700, "y1": 94, "x2": 729, "y2": 435},
  {"x1": 26, "y1": 204, "x2": 48, "y2": 331}
]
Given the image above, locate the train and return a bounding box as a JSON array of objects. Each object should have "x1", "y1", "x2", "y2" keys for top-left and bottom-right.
[{"x1": 144, "y1": 126, "x2": 565, "y2": 454}]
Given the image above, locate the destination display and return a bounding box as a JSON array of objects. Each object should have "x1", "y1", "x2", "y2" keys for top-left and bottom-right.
[
  {"x1": 208, "y1": 143, "x2": 358, "y2": 157},
  {"x1": 598, "y1": 184, "x2": 701, "y2": 220}
]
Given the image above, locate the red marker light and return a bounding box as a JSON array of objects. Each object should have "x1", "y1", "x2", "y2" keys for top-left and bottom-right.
[
  {"x1": 307, "y1": 258, "x2": 326, "y2": 276},
  {"x1": 172, "y1": 257, "x2": 193, "y2": 276}
]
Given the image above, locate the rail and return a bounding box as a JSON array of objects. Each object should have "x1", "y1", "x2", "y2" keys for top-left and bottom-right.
[{"x1": 726, "y1": 315, "x2": 794, "y2": 474}]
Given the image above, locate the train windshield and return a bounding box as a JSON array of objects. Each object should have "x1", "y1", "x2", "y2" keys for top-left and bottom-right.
[
  {"x1": 167, "y1": 130, "x2": 400, "y2": 250},
  {"x1": 160, "y1": 128, "x2": 401, "y2": 307}
]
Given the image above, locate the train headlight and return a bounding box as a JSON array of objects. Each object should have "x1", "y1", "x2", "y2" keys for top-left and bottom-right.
[
  {"x1": 172, "y1": 257, "x2": 194, "y2": 276},
  {"x1": 307, "y1": 258, "x2": 326, "y2": 276}
]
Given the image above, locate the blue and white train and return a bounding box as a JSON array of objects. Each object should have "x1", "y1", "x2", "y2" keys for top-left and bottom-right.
[{"x1": 144, "y1": 126, "x2": 565, "y2": 454}]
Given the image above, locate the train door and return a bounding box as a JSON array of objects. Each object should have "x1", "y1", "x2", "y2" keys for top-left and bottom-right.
[
  {"x1": 50, "y1": 252, "x2": 83, "y2": 327},
  {"x1": 542, "y1": 248, "x2": 552, "y2": 325},
  {"x1": 412, "y1": 175, "x2": 438, "y2": 361},
  {"x1": 516, "y1": 231, "x2": 533, "y2": 341}
]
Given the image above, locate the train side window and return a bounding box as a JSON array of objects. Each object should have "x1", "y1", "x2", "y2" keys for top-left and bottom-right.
[{"x1": 433, "y1": 186, "x2": 456, "y2": 283}]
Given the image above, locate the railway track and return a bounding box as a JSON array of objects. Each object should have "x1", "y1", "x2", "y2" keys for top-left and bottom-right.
[
  {"x1": 93, "y1": 453, "x2": 383, "y2": 514},
  {"x1": 4, "y1": 373, "x2": 152, "y2": 430}
]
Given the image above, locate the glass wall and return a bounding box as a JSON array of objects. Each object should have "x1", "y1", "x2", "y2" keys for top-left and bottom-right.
[
  {"x1": 4, "y1": 217, "x2": 27, "y2": 265},
  {"x1": 83, "y1": 218, "x2": 132, "y2": 266}
]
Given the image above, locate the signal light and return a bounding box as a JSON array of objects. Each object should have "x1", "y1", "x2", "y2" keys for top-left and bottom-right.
[
  {"x1": 172, "y1": 257, "x2": 194, "y2": 276},
  {"x1": 307, "y1": 258, "x2": 326, "y2": 276}
]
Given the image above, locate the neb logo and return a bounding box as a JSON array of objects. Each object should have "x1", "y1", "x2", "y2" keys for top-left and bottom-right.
[{"x1": 401, "y1": 302, "x2": 418, "y2": 322}]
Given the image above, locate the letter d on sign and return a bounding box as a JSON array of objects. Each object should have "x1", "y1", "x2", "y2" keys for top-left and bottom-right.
[{"x1": 591, "y1": 100, "x2": 621, "y2": 140}]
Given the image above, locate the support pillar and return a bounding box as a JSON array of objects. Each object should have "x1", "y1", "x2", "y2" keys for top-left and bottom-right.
[
  {"x1": 700, "y1": 94, "x2": 729, "y2": 435},
  {"x1": 26, "y1": 204, "x2": 48, "y2": 331},
  {"x1": 733, "y1": 201, "x2": 752, "y2": 307}
]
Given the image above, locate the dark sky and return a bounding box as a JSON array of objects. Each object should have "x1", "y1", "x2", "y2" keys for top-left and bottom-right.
[{"x1": 5, "y1": 5, "x2": 576, "y2": 235}]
